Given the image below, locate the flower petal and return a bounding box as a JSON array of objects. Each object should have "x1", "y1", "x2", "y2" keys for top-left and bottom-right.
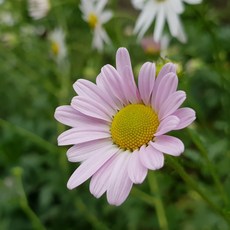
[
  {"x1": 71, "y1": 96, "x2": 112, "y2": 122},
  {"x1": 90, "y1": 154, "x2": 117, "y2": 198},
  {"x1": 54, "y1": 105, "x2": 80, "y2": 127},
  {"x1": 153, "y1": 5, "x2": 165, "y2": 42},
  {"x1": 128, "y1": 150, "x2": 148, "y2": 184},
  {"x1": 101, "y1": 64, "x2": 128, "y2": 105},
  {"x1": 96, "y1": 73, "x2": 123, "y2": 110},
  {"x1": 134, "y1": 2, "x2": 157, "y2": 39},
  {"x1": 107, "y1": 152, "x2": 133, "y2": 206},
  {"x1": 183, "y1": 0, "x2": 202, "y2": 4},
  {"x1": 172, "y1": 108, "x2": 196, "y2": 130},
  {"x1": 139, "y1": 145, "x2": 164, "y2": 170},
  {"x1": 152, "y1": 72, "x2": 178, "y2": 112},
  {"x1": 95, "y1": 0, "x2": 107, "y2": 13},
  {"x1": 155, "y1": 62, "x2": 176, "y2": 86},
  {"x1": 138, "y1": 62, "x2": 156, "y2": 105},
  {"x1": 67, "y1": 145, "x2": 119, "y2": 189},
  {"x1": 73, "y1": 79, "x2": 116, "y2": 114},
  {"x1": 100, "y1": 11, "x2": 113, "y2": 24},
  {"x1": 158, "y1": 90, "x2": 186, "y2": 120},
  {"x1": 166, "y1": 4, "x2": 182, "y2": 37},
  {"x1": 155, "y1": 115, "x2": 180, "y2": 136},
  {"x1": 151, "y1": 135, "x2": 184, "y2": 156},
  {"x1": 58, "y1": 128, "x2": 110, "y2": 146},
  {"x1": 67, "y1": 139, "x2": 112, "y2": 162},
  {"x1": 115, "y1": 48, "x2": 140, "y2": 103}
]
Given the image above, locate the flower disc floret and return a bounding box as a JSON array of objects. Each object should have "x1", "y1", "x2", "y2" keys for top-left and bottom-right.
[
  {"x1": 88, "y1": 13, "x2": 98, "y2": 28},
  {"x1": 111, "y1": 104, "x2": 159, "y2": 151}
]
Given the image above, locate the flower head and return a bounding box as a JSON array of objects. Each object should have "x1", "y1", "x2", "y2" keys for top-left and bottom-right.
[
  {"x1": 141, "y1": 34, "x2": 169, "y2": 57},
  {"x1": 132, "y1": 0, "x2": 202, "y2": 43},
  {"x1": 49, "y1": 28, "x2": 67, "y2": 63},
  {"x1": 80, "y1": 0, "x2": 113, "y2": 51},
  {"x1": 55, "y1": 47, "x2": 196, "y2": 206},
  {"x1": 28, "y1": 0, "x2": 50, "y2": 20}
]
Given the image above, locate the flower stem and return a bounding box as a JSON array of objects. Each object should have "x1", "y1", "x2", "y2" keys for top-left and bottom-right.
[
  {"x1": 166, "y1": 156, "x2": 230, "y2": 225},
  {"x1": 148, "y1": 171, "x2": 169, "y2": 230},
  {"x1": 0, "y1": 118, "x2": 60, "y2": 154},
  {"x1": 131, "y1": 187, "x2": 156, "y2": 206},
  {"x1": 12, "y1": 167, "x2": 46, "y2": 230}
]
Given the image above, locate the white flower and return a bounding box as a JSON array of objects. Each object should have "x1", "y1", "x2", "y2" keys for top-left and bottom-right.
[
  {"x1": 28, "y1": 0, "x2": 50, "y2": 20},
  {"x1": 80, "y1": 0, "x2": 113, "y2": 52},
  {"x1": 49, "y1": 28, "x2": 67, "y2": 63},
  {"x1": 132, "y1": 0, "x2": 202, "y2": 43}
]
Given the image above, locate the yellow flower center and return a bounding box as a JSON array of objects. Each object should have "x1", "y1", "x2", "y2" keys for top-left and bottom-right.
[
  {"x1": 51, "y1": 42, "x2": 59, "y2": 56},
  {"x1": 88, "y1": 13, "x2": 98, "y2": 29},
  {"x1": 111, "y1": 104, "x2": 159, "y2": 151}
]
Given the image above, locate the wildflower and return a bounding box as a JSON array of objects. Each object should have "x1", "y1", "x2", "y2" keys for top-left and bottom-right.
[
  {"x1": 28, "y1": 0, "x2": 50, "y2": 20},
  {"x1": 80, "y1": 0, "x2": 112, "y2": 51},
  {"x1": 132, "y1": 0, "x2": 202, "y2": 43},
  {"x1": 49, "y1": 28, "x2": 67, "y2": 63},
  {"x1": 141, "y1": 34, "x2": 169, "y2": 57},
  {"x1": 55, "y1": 47, "x2": 196, "y2": 205}
]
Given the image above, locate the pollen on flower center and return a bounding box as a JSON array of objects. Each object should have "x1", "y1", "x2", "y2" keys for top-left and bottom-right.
[
  {"x1": 111, "y1": 104, "x2": 159, "y2": 151},
  {"x1": 51, "y1": 42, "x2": 59, "y2": 56},
  {"x1": 88, "y1": 13, "x2": 98, "y2": 28}
]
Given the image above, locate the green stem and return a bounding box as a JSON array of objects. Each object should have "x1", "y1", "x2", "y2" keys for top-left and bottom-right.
[
  {"x1": 12, "y1": 167, "x2": 46, "y2": 230},
  {"x1": 148, "y1": 171, "x2": 169, "y2": 230},
  {"x1": 187, "y1": 128, "x2": 229, "y2": 206},
  {"x1": 166, "y1": 156, "x2": 230, "y2": 224},
  {"x1": 0, "y1": 118, "x2": 60, "y2": 154},
  {"x1": 131, "y1": 187, "x2": 156, "y2": 206}
]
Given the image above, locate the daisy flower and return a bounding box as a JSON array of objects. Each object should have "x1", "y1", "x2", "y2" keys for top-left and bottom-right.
[
  {"x1": 55, "y1": 47, "x2": 196, "y2": 206},
  {"x1": 80, "y1": 0, "x2": 113, "y2": 51},
  {"x1": 49, "y1": 28, "x2": 67, "y2": 63},
  {"x1": 28, "y1": 0, "x2": 50, "y2": 20},
  {"x1": 132, "y1": 0, "x2": 202, "y2": 43}
]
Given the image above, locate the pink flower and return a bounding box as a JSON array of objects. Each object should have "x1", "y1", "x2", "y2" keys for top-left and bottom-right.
[{"x1": 54, "y1": 47, "x2": 196, "y2": 206}]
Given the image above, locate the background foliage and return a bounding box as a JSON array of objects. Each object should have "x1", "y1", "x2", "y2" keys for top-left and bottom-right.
[{"x1": 1, "y1": 0, "x2": 230, "y2": 229}]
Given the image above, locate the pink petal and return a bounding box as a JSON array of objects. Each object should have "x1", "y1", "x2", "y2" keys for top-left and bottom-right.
[
  {"x1": 122, "y1": 66, "x2": 141, "y2": 104},
  {"x1": 71, "y1": 96, "x2": 112, "y2": 122},
  {"x1": 138, "y1": 62, "x2": 156, "y2": 105},
  {"x1": 55, "y1": 105, "x2": 108, "y2": 128},
  {"x1": 73, "y1": 79, "x2": 116, "y2": 114},
  {"x1": 151, "y1": 135, "x2": 184, "y2": 156},
  {"x1": 107, "y1": 152, "x2": 133, "y2": 206},
  {"x1": 154, "y1": 62, "x2": 176, "y2": 90},
  {"x1": 158, "y1": 90, "x2": 186, "y2": 120},
  {"x1": 115, "y1": 48, "x2": 141, "y2": 103},
  {"x1": 90, "y1": 154, "x2": 117, "y2": 198},
  {"x1": 152, "y1": 72, "x2": 178, "y2": 112},
  {"x1": 155, "y1": 115, "x2": 180, "y2": 136},
  {"x1": 172, "y1": 108, "x2": 196, "y2": 130},
  {"x1": 128, "y1": 150, "x2": 148, "y2": 184},
  {"x1": 96, "y1": 73, "x2": 123, "y2": 110},
  {"x1": 58, "y1": 128, "x2": 110, "y2": 146},
  {"x1": 67, "y1": 139, "x2": 112, "y2": 162},
  {"x1": 116, "y1": 47, "x2": 132, "y2": 76},
  {"x1": 54, "y1": 105, "x2": 80, "y2": 127},
  {"x1": 67, "y1": 145, "x2": 119, "y2": 189},
  {"x1": 139, "y1": 145, "x2": 164, "y2": 170},
  {"x1": 101, "y1": 65, "x2": 128, "y2": 105}
]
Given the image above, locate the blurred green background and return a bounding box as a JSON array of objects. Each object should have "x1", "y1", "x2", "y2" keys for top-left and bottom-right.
[{"x1": 1, "y1": 0, "x2": 230, "y2": 229}]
